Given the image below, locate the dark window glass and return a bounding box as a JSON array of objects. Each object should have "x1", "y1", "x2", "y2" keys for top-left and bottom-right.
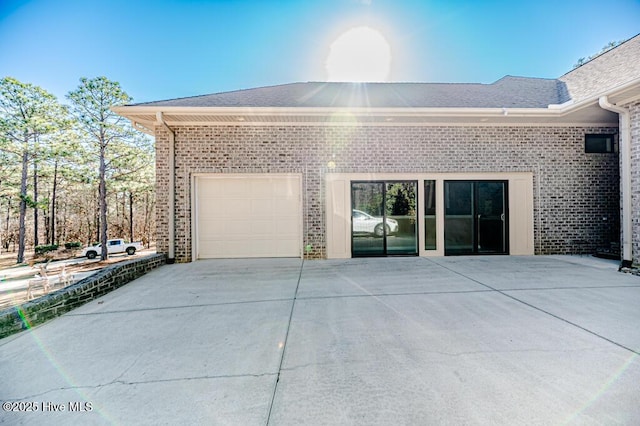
[
  {"x1": 585, "y1": 134, "x2": 616, "y2": 153},
  {"x1": 424, "y1": 180, "x2": 436, "y2": 250}
]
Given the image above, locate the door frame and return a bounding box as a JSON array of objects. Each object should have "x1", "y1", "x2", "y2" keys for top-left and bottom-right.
[
  {"x1": 443, "y1": 180, "x2": 509, "y2": 255},
  {"x1": 350, "y1": 180, "x2": 419, "y2": 257},
  {"x1": 326, "y1": 172, "x2": 534, "y2": 259},
  {"x1": 191, "y1": 173, "x2": 303, "y2": 260}
]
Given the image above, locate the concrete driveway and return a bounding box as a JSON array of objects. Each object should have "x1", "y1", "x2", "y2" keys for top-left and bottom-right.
[{"x1": 1, "y1": 256, "x2": 639, "y2": 425}]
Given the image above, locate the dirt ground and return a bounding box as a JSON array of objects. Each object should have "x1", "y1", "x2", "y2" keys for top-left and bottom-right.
[{"x1": 0, "y1": 245, "x2": 157, "y2": 309}]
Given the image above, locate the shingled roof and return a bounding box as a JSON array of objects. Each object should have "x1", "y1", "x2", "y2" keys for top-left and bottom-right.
[
  {"x1": 115, "y1": 35, "x2": 640, "y2": 130},
  {"x1": 132, "y1": 76, "x2": 569, "y2": 109}
]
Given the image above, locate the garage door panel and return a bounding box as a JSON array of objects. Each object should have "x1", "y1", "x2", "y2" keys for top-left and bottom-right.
[
  {"x1": 224, "y1": 179, "x2": 251, "y2": 196},
  {"x1": 223, "y1": 241, "x2": 251, "y2": 258},
  {"x1": 250, "y1": 220, "x2": 274, "y2": 234},
  {"x1": 227, "y1": 199, "x2": 252, "y2": 214},
  {"x1": 199, "y1": 219, "x2": 227, "y2": 238},
  {"x1": 198, "y1": 240, "x2": 225, "y2": 257},
  {"x1": 200, "y1": 199, "x2": 250, "y2": 217},
  {"x1": 276, "y1": 179, "x2": 298, "y2": 195},
  {"x1": 199, "y1": 239, "x2": 259, "y2": 258},
  {"x1": 199, "y1": 239, "x2": 296, "y2": 258},
  {"x1": 251, "y1": 199, "x2": 273, "y2": 215},
  {"x1": 250, "y1": 240, "x2": 276, "y2": 256},
  {"x1": 227, "y1": 220, "x2": 251, "y2": 235},
  {"x1": 196, "y1": 175, "x2": 301, "y2": 259},
  {"x1": 276, "y1": 219, "x2": 298, "y2": 235},
  {"x1": 251, "y1": 180, "x2": 274, "y2": 195},
  {"x1": 214, "y1": 221, "x2": 246, "y2": 235},
  {"x1": 198, "y1": 180, "x2": 226, "y2": 197},
  {"x1": 199, "y1": 203, "x2": 231, "y2": 218},
  {"x1": 274, "y1": 199, "x2": 299, "y2": 215},
  {"x1": 276, "y1": 239, "x2": 300, "y2": 256}
]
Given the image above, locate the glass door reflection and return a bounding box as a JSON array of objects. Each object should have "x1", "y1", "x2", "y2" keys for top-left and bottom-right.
[
  {"x1": 352, "y1": 182, "x2": 385, "y2": 256},
  {"x1": 385, "y1": 181, "x2": 417, "y2": 255},
  {"x1": 351, "y1": 181, "x2": 417, "y2": 257}
]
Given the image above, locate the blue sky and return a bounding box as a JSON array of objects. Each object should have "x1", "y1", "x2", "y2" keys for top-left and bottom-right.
[{"x1": 1, "y1": 0, "x2": 639, "y2": 103}]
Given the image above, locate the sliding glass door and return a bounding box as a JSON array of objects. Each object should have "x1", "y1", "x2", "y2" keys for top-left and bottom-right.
[
  {"x1": 351, "y1": 181, "x2": 417, "y2": 256},
  {"x1": 444, "y1": 181, "x2": 508, "y2": 255}
]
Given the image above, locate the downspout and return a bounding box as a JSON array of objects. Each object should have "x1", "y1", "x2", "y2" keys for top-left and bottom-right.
[
  {"x1": 599, "y1": 96, "x2": 632, "y2": 268},
  {"x1": 156, "y1": 112, "x2": 176, "y2": 264}
]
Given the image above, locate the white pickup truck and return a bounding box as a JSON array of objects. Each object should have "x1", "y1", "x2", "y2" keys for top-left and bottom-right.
[{"x1": 81, "y1": 239, "x2": 143, "y2": 259}]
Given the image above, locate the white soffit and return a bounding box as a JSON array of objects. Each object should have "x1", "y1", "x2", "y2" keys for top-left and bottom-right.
[{"x1": 113, "y1": 101, "x2": 620, "y2": 134}]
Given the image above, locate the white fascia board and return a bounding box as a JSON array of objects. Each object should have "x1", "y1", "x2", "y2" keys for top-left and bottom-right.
[
  {"x1": 112, "y1": 94, "x2": 624, "y2": 128},
  {"x1": 114, "y1": 105, "x2": 557, "y2": 118}
]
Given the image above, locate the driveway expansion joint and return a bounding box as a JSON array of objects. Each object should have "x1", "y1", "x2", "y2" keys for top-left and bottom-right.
[
  {"x1": 265, "y1": 259, "x2": 305, "y2": 426},
  {"x1": 296, "y1": 289, "x2": 494, "y2": 301},
  {"x1": 425, "y1": 258, "x2": 640, "y2": 356},
  {"x1": 4, "y1": 372, "x2": 280, "y2": 402},
  {"x1": 65, "y1": 298, "x2": 294, "y2": 316}
]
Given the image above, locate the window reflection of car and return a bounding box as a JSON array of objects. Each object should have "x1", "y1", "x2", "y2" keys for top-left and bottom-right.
[{"x1": 352, "y1": 209, "x2": 399, "y2": 237}]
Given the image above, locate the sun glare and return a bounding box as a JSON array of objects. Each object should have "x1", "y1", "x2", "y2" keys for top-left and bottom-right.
[{"x1": 326, "y1": 26, "x2": 392, "y2": 82}]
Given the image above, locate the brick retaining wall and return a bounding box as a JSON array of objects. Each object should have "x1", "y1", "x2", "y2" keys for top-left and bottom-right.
[{"x1": 0, "y1": 254, "x2": 166, "y2": 339}]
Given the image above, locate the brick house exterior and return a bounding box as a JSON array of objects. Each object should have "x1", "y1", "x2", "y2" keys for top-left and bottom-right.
[
  {"x1": 630, "y1": 100, "x2": 640, "y2": 263},
  {"x1": 115, "y1": 34, "x2": 640, "y2": 264}
]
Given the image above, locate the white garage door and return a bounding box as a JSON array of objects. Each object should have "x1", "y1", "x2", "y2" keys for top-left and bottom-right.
[{"x1": 195, "y1": 174, "x2": 302, "y2": 258}]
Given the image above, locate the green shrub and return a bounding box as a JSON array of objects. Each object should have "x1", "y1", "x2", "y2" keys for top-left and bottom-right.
[
  {"x1": 35, "y1": 244, "x2": 59, "y2": 255},
  {"x1": 64, "y1": 242, "x2": 82, "y2": 249}
]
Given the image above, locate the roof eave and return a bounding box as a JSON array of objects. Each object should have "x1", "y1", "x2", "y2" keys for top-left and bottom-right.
[
  {"x1": 112, "y1": 94, "x2": 625, "y2": 134},
  {"x1": 114, "y1": 105, "x2": 551, "y2": 115}
]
